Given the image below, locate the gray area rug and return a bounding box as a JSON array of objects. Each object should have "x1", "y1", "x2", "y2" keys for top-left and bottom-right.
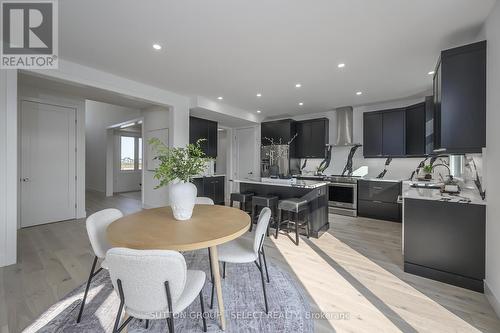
[{"x1": 24, "y1": 250, "x2": 313, "y2": 332}]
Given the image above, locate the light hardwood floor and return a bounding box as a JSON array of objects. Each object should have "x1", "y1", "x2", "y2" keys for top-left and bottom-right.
[{"x1": 1, "y1": 190, "x2": 499, "y2": 332}]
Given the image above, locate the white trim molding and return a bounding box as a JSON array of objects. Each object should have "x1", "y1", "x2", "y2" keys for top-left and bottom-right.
[
  {"x1": 0, "y1": 69, "x2": 18, "y2": 267},
  {"x1": 485, "y1": 281, "x2": 500, "y2": 318}
]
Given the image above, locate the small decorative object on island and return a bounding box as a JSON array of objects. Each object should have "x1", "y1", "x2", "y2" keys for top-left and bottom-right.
[
  {"x1": 148, "y1": 138, "x2": 208, "y2": 220},
  {"x1": 262, "y1": 133, "x2": 298, "y2": 177},
  {"x1": 422, "y1": 164, "x2": 433, "y2": 180}
]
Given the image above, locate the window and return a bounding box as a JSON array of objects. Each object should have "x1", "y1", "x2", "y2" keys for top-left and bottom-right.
[{"x1": 120, "y1": 136, "x2": 142, "y2": 171}]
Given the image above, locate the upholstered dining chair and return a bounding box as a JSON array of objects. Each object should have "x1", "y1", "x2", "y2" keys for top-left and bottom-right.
[
  {"x1": 106, "y1": 248, "x2": 207, "y2": 333},
  {"x1": 77, "y1": 208, "x2": 123, "y2": 323},
  {"x1": 212, "y1": 207, "x2": 272, "y2": 313},
  {"x1": 195, "y1": 197, "x2": 215, "y2": 205}
]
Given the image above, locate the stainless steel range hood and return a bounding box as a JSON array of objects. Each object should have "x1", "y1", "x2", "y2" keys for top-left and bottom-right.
[{"x1": 334, "y1": 106, "x2": 361, "y2": 146}]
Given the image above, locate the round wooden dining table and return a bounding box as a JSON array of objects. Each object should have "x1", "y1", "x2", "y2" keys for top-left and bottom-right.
[{"x1": 106, "y1": 204, "x2": 251, "y2": 331}]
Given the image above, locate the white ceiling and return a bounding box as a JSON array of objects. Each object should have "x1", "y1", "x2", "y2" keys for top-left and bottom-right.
[{"x1": 59, "y1": 0, "x2": 495, "y2": 118}]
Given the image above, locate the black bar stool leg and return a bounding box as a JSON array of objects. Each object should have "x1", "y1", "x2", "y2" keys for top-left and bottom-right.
[
  {"x1": 295, "y1": 213, "x2": 300, "y2": 246},
  {"x1": 275, "y1": 209, "x2": 281, "y2": 239},
  {"x1": 250, "y1": 204, "x2": 256, "y2": 232}
]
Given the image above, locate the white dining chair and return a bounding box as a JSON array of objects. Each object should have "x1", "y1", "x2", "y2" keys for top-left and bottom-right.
[
  {"x1": 195, "y1": 197, "x2": 214, "y2": 205},
  {"x1": 77, "y1": 208, "x2": 123, "y2": 323},
  {"x1": 106, "y1": 248, "x2": 207, "y2": 333},
  {"x1": 212, "y1": 207, "x2": 272, "y2": 313}
]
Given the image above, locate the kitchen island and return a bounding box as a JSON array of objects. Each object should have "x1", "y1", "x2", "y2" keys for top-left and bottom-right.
[{"x1": 232, "y1": 178, "x2": 329, "y2": 238}]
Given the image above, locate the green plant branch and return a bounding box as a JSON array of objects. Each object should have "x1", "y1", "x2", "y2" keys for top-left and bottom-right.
[{"x1": 148, "y1": 138, "x2": 210, "y2": 188}]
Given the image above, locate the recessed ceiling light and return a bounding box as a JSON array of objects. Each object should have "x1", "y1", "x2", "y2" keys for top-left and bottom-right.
[
  {"x1": 256, "y1": 110, "x2": 262, "y2": 113},
  {"x1": 152, "y1": 43, "x2": 162, "y2": 50},
  {"x1": 356, "y1": 91, "x2": 363, "y2": 96},
  {"x1": 299, "y1": 102, "x2": 304, "y2": 106},
  {"x1": 295, "y1": 83, "x2": 302, "y2": 88},
  {"x1": 338, "y1": 63, "x2": 346, "y2": 68},
  {"x1": 217, "y1": 96, "x2": 223, "y2": 100},
  {"x1": 428, "y1": 71, "x2": 435, "y2": 75},
  {"x1": 256, "y1": 93, "x2": 262, "y2": 97}
]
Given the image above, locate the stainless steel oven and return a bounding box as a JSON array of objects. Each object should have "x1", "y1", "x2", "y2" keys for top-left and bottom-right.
[{"x1": 328, "y1": 182, "x2": 358, "y2": 217}]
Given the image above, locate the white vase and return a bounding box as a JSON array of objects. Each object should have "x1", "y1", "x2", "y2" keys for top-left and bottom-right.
[{"x1": 169, "y1": 181, "x2": 197, "y2": 220}]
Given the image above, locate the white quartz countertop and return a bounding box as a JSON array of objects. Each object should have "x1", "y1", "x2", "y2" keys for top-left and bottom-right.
[
  {"x1": 231, "y1": 178, "x2": 328, "y2": 189},
  {"x1": 402, "y1": 181, "x2": 486, "y2": 205},
  {"x1": 192, "y1": 174, "x2": 226, "y2": 178}
]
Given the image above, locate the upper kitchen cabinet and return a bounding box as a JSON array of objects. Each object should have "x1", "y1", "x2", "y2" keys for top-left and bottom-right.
[
  {"x1": 363, "y1": 109, "x2": 405, "y2": 157},
  {"x1": 295, "y1": 118, "x2": 329, "y2": 158},
  {"x1": 189, "y1": 116, "x2": 218, "y2": 158},
  {"x1": 433, "y1": 41, "x2": 486, "y2": 154},
  {"x1": 382, "y1": 109, "x2": 406, "y2": 157},
  {"x1": 363, "y1": 112, "x2": 383, "y2": 157},
  {"x1": 406, "y1": 102, "x2": 426, "y2": 156},
  {"x1": 261, "y1": 119, "x2": 296, "y2": 145},
  {"x1": 363, "y1": 100, "x2": 432, "y2": 158}
]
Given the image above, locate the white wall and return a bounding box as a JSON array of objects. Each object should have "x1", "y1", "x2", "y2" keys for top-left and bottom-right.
[
  {"x1": 216, "y1": 130, "x2": 227, "y2": 174},
  {"x1": 85, "y1": 100, "x2": 141, "y2": 192},
  {"x1": 0, "y1": 70, "x2": 18, "y2": 267},
  {"x1": 483, "y1": 0, "x2": 500, "y2": 317},
  {"x1": 142, "y1": 106, "x2": 171, "y2": 208},
  {"x1": 294, "y1": 97, "x2": 429, "y2": 179},
  {"x1": 19, "y1": 83, "x2": 87, "y2": 219}
]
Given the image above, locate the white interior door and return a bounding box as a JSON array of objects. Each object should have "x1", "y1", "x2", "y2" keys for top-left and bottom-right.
[
  {"x1": 21, "y1": 100, "x2": 76, "y2": 227},
  {"x1": 234, "y1": 127, "x2": 258, "y2": 179}
]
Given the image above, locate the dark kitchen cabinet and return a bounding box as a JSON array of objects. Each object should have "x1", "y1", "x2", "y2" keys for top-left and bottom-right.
[
  {"x1": 363, "y1": 112, "x2": 383, "y2": 157},
  {"x1": 406, "y1": 102, "x2": 426, "y2": 156},
  {"x1": 261, "y1": 119, "x2": 296, "y2": 145},
  {"x1": 189, "y1": 116, "x2": 218, "y2": 158},
  {"x1": 295, "y1": 118, "x2": 329, "y2": 158},
  {"x1": 382, "y1": 109, "x2": 405, "y2": 157},
  {"x1": 357, "y1": 180, "x2": 401, "y2": 222},
  {"x1": 364, "y1": 102, "x2": 431, "y2": 158},
  {"x1": 433, "y1": 41, "x2": 486, "y2": 154},
  {"x1": 404, "y1": 198, "x2": 485, "y2": 292},
  {"x1": 193, "y1": 176, "x2": 225, "y2": 205}
]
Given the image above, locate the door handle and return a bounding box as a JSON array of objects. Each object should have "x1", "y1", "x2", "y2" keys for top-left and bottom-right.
[{"x1": 22, "y1": 177, "x2": 30, "y2": 182}]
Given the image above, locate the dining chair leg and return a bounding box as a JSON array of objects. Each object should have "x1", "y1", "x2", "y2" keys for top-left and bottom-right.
[
  {"x1": 261, "y1": 247, "x2": 270, "y2": 283},
  {"x1": 256, "y1": 254, "x2": 269, "y2": 314},
  {"x1": 113, "y1": 279, "x2": 126, "y2": 333},
  {"x1": 199, "y1": 291, "x2": 207, "y2": 332},
  {"x1": 165, "y1": 281, "x2": 174, "y2": 333},
  {"x1": 77, "y1": 255, "x2": 98, "y2": 323},
  {"x1": 145, "y1": 319, "x2": 149, "y2": 329},
  {"x1": 230, "y1": 199, "x2": 234, "y2": 208},
  {"x1": 222, "y1": 262, "x2": 226, "y2": 279}
]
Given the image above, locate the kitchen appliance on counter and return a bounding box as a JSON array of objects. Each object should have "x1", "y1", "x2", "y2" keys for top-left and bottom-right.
[{"x1": 326, "y1": 175, "x2": 361, "y2": 217}]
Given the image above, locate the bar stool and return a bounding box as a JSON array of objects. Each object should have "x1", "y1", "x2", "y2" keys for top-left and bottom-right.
[
  {"x1": 229, "y1": 192, "x2": 255, "y2": 213},
  {"x1": 276, "y1": 198, "x2": 310, "y2": 246},
  {"x1": 251, "y1": 195, "x2": 279, "y2": 233}
]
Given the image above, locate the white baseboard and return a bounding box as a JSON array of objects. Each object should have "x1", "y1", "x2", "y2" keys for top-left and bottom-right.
[{"x1": 485, "y1": 281, "x2": 500, "y2": 318}]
